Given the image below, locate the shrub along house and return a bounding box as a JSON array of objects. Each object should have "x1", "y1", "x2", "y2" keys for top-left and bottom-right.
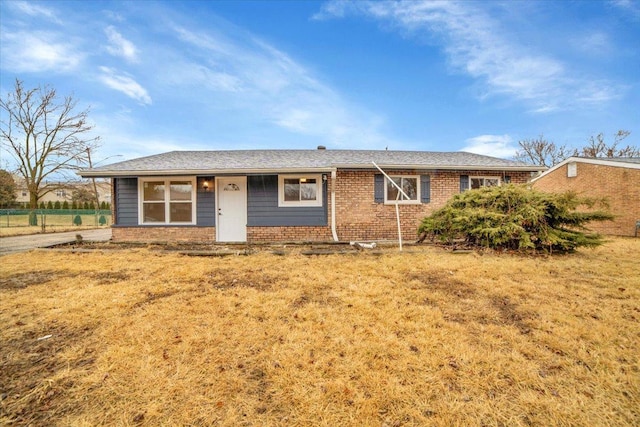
[{"x1": 79, "y1": 148, "x2": 545, "y2": 243}]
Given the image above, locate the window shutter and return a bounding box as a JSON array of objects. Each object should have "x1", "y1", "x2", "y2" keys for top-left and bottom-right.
[
  {"x1": 460, "y1": 175, "x2": 469, "y2": 192},
  {"x1": 374, "y1": 174, "x2": 384, "y2": 203},
  {"x1": 420, "y1": 175, "x2": 431, "y2": 203}
]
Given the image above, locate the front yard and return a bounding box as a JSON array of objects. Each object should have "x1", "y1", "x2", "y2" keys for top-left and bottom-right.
[{"x1": 1, "y1": 239, "x2": 638, "y2": 426}]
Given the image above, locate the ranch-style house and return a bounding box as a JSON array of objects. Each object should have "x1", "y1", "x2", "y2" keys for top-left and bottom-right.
[{"x1": 79, "y1": 148, "x2": 546, "y2": 243}]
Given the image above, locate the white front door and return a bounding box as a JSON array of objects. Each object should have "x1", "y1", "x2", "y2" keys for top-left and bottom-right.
[{"x1": 216, "y1": 176, "x2": 247, "y2": 242}]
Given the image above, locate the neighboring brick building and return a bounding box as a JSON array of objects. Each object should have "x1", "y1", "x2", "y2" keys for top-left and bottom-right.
[
  {"x1": 80, "y1": 149, "x2": 545, "y2": 243},
  {"x1": 532, "y1": 157, "x2": 640, "y2": 237}
]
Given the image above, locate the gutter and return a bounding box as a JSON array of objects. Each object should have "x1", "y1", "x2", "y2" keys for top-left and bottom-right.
[
  {"x1": 78, "y1": 167, "x2": 336, "y2": 178},
  {"x1": 330, "y1": 169, "x2": 339, "y2": 242},
  {"x1": 332, "y1": 163, "x2": 547, "y2": 172}
]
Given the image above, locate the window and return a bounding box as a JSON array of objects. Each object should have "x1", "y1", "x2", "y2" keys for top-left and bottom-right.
[
  {"x1": 139, "y1": 178, "x2": 195, "y2": 224},
  {"x1": 470, "y1": 177, "x2": 500, "y2": 189},
  {"x1": 56, "y1": 190, "x2": 67, "y2": 198},
  {"x1": 567, "y1": 162, "x2": 577, "y2": 177},
  {"x1": 278, "y1": 175, "x2": 322, "y2": 207},
  {"x1": 385, "y1": 176, "x2": 419, "y2": 204}
]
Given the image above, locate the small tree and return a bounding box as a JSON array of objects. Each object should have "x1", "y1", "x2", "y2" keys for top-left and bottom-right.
[
  {"x1": 418, "y1": 185, "x2": 613, "y2": 252},
  {"x1": 73, "y1": 214, "x2": 82, "y2": 226},
  {"x1": 0, "y1": 169, "x2": 17, "y2": 208},
  {"x1": 54, "y1": 200, "x2": 61, "y2": 209},
  {"x1": 62, "y1": 200, "x2": 69, "y2": 210}
]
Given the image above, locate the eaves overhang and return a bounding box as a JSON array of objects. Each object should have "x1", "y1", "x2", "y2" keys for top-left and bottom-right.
[{"x1": 78, "y1": 167, "x2": 337, "y2": 178}]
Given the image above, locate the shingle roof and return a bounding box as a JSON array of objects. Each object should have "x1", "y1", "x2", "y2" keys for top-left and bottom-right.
[{"x1": 80, "y1": 149, "x2": 545, "y2": 177}]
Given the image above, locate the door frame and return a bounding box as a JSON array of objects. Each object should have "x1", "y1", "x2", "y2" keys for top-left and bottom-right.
[{"x1": 215, "y1": 176, "x2": 247, "y2": 242}]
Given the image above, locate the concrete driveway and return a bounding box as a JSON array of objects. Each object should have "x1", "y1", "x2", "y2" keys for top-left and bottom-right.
[{"x1": 0, "y1": 228, "x2": 112, "y2": 256}]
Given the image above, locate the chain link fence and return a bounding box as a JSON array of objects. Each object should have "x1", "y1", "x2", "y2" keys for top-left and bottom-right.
[{"x1": 0, "y1": 209, "x2": 112, "y2": 230}]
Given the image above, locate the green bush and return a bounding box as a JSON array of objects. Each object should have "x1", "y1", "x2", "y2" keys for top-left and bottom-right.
[
  {"x1": 99, "y1": 215, "x2": 107, "y2": 225},
  {"x1": 73, "y1": 214, "x2": 83, "y2": 226},
  {"x1": 54, "y1": 200, "x2": 61, "y2": 209},
  {"x1": 418, "y1": 185, "x2": 613, "y2": 252},
  {"x1": 62, "y1": 200, "x2": 69, "y2": 210}
]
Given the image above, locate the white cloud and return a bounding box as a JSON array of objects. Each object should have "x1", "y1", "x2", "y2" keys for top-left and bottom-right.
[
  {"x1": 97, "y1": 67, "x2": 152, "y2": 105},
  {"x1": 10, "y1": 1, "x2": 61, "y2": 23},
  {"x1": 609, "y1": 0, "x2": 640, "y2": 19},
  {"x1": 104, "y1": 26, "x2": 138, "y2": 63},
  {"x1": 0, "y1": 31, "x2": 82, "y2": 73},
  {"x1": 168, "y1": 24, "x2": 392, "y2": 147},
  {"x1": 316, "y1": 0, "x2": 623, "y2": 112},
  {"x1": 461, "y1": 134, "x2": 517, "y2": 158}
]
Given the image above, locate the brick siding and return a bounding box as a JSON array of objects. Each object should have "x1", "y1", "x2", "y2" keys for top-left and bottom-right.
[
  {"x1": 533, "y1": 162, "x2": 640, "y2": 237},
  {"x1": 112, "y1": 226, "x2": 216, "y2": 243},
  {"x1": 334, "y1": 169, "x2": 531, "y2": 242}
]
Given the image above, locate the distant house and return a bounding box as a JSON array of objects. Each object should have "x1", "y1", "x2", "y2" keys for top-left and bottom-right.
[
  {"x1": 532, "y1": 157, "x2": 640, "y2": 237},
  {"x1": 79, "y1": 148, "x2": 545, "y2": 243},
  {"x1": 13, "y1": 177, "x2": 112, "y2": 207}
]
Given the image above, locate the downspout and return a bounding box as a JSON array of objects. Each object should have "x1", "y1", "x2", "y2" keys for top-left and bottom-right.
[{"x1": 330, "y1": 169, "x2": 339, "y2": 242}]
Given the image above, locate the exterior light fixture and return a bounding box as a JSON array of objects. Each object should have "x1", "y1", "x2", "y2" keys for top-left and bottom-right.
[{"x1": 202, "y1": 180, "x2": 210, "y2": 191}]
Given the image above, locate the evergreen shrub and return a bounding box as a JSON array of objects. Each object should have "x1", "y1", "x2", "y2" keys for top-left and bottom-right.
[{"x1": 418, "y1": 185, "x2": 613, "y2": 252}]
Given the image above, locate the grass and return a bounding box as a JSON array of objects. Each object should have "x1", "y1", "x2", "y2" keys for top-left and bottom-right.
[
  {"x1": 0, "y1": 225, "x2": 107, "y2": 237},
  {"x1": 1, "y1": 239, "x2": 638, "y2": 426}
]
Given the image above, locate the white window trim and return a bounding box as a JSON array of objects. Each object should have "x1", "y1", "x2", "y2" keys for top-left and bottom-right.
[
  {"x1": 470, "y1": 176, "x2": 501, "y2": 189},
  {"x1": 138, "y1": 177, "x2": 197, "y2": 225},
  {"x1": 384, "y1": 175, "x2": 421, "y2": 205},
  {"x1": 278, "y1": 174, "x2": 323, "y2": 207}
]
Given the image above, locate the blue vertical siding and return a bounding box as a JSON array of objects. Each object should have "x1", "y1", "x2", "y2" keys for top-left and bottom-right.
[
  {"x1": 247, "y1": 175, "x2": 327, "y2": 226},
  {"x1": 115, "y1": 177, "x2": 138, "y2": 225},
  {"x1": 196, "y1": 177, "x2": 216, "y2": 226}
]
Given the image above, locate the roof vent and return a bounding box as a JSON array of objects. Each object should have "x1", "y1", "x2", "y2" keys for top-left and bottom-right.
[{"x1": 317, "y1": 145, "x2": 326, "y2": 150}]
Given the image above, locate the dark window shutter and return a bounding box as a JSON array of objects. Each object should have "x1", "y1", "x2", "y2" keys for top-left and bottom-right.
[
  {"x1": 460, "y1": 175, "x2": 469, "y2": 192},
  {"x1": 374, "y1": 174, "x2": 384, "y2": 203},
  {"x1": 504, "y1": 176, "x2": 511, "y2": 184},
  {"x1": 420, "y1": 175, "x2": 431, "y2": 203}
]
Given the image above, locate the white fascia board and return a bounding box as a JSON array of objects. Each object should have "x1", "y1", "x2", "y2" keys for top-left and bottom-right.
[
  {"x1": 333, "y1": 163, "x2": 546, "y2": 172},
  {"x1": 78, "y1": 167, "x2": 336, "y2": 178}
]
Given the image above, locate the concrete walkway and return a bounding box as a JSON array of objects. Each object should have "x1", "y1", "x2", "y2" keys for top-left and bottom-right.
[{"x1": 0, "y1": 228, "x2": 112, "y2": 256}]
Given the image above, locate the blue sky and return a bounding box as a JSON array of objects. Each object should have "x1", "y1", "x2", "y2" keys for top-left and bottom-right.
[{"x1": 1, "y1": 0, "x2": 639, "y2": 167}]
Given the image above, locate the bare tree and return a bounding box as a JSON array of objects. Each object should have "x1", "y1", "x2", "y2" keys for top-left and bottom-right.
[
  {"x1": 515, "y1": 130, "x2": 637, "y2": 167},
  {"x1": 579, "y1": 130, "x2": 639, "y2": 158},
  {"x1": 0, "y1": 79, "x2": 100, "y2": 212},
  {"x1": 513, "y1": 135, "x2": 571, "y2": 168}
]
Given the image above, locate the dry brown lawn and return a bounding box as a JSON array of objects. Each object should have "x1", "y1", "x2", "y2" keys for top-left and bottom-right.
[
  {"x1": 0, "y1": 225, "x2": 106, "y2": 237},
  {"x1": 1, "y1": 239, "x2": 638, "y2": 426}
]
